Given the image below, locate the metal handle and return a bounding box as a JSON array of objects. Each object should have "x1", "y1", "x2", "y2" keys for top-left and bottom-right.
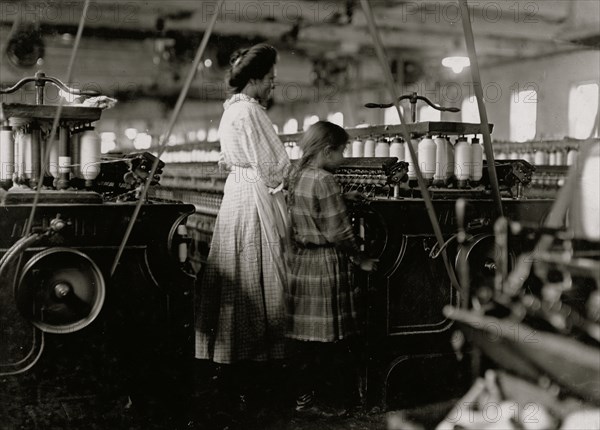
[
  {"x1": 365, "y1": 92, "x2": 460, "y2": 122},
  {"x1": 0, "y1": 71, "x2": 100, "y2": 104}
]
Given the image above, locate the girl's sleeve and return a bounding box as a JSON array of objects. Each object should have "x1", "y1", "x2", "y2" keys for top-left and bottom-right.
[
  {"x1": 233, "y1": 107, "x2": 290, "y2": 188},
  {"x1": 316, "y1": 175, "x2": 360, "y2": 255}
]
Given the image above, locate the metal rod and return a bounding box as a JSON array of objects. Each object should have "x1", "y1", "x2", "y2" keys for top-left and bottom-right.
[
  {"x1": 23, "y1": 0, "x2": 91, "y2": 238},
  {"x1": 110, "y1": 0, "x2": 225, "y2": 276},
  {"x1": 57, "y1": 126, "x2": 69, "y2": 189},
  {"x1": 360, "y1": 0, "x2": 461, "y2": 291},
  {"x1": 459, "y1": 0, "x2": 503, "y2": 218}
]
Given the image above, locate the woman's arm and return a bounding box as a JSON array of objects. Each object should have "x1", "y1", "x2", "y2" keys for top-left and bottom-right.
[{"x1": 234, "y1": 106, "x2": 290, "y2": 188}]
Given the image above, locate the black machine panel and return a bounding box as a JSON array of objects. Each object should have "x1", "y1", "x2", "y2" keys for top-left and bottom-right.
[{"x1": 0, "y1": 75, "x2": 197, "y2": 427}]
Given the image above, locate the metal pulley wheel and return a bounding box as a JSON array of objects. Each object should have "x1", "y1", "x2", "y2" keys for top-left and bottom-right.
[
  {"x1": 15, "y1": 247, "x2": 106, "y2": 334},
  {"x1": 455, "y1": 234, "x2": 516, "y2": 299}
]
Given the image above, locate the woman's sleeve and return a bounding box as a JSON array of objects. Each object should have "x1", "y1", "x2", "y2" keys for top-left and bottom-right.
[
  {"x1": 234, "y1": 108, "x2": 290, "y2": 188},
  {"x1": 316, "y1": 175, "x2": 360, "y2": 255}
]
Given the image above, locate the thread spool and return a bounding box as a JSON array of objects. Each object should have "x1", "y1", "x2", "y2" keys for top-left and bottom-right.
[
  {"x1": 15, "y1": 131, "x2": 26, "y2": 183},
  {"x1": 79, "y1": 128, "x2": 101, "y2": 186},
  {"x1": 0, "y1": 125, "x2": 15, "y2": 189},
  {"x1": 548, "y1": 149, "x2": 557, "y2": 166},
  {"x1": 405, "y1": 138, "x2": 419, "y2": 183},
  {"x1": 290, "y1": 144, "x2": 301, "y2": 160},
  {"x1": 70, "y1": 129, "x2": 82, "y2": 178},
  {"x1": 363, "y1": 136, "x2": 375, "y2": 157},
  {"x1": 351, "y1": 138, "x2": 364, "y2": 158},
  {"x1": 433, "y1": 137, "x2": 447, "y2": 186},
  {"x1": 375, "y1": 137, "x2": 390, "y2": 157},
  {"x1": 46, "y1": 135, "x2": 59, "y2": 179},
  {"x1": 454, "y1": 136, "x2": 471, "y2": 188},
  {"x1": 389, "y1": 136, "x2": 404, "y2": 160},
  {"x1": 555, "y1": 149, "x2": 564, "y2": 165},
  {"x1": 534, "y1": 149, "x2": 548, "y2": 166},
  {"x1": 470, "y1": 137, "x2": 483, "y2": 184},
  {"x1": 343, "y1": 141, "x2": 351, "y2": 158},
  {"x1": 418, "y1": 135, "x2": 436, "y2": 183},
  {"x1": 567, "y1": 147, "x2": 578, "y2": 166},
  {"x1": 446, "y1": 137, "x2": 454, "y2": 180},
  {"x1": 285, "y1": 142, "x2": 293, "y2": 159}
]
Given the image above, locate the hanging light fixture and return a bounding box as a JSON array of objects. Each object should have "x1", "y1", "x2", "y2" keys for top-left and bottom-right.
[{"x1": 442, "y1": 56, "x2": 470, "y2": 74}]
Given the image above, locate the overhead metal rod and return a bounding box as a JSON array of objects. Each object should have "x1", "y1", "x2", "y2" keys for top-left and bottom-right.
[
  {"x1": 459, "y1": 0, "x2": 504, "y2": 218},
  {"x1": 110, "y1": 0, "x2": 225, "y2": 276},
  {"x1": 359, "y1": 0, "x2": 461, "y2": 291}
]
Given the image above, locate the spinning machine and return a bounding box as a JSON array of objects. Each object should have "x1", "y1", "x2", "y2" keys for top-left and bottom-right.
[
  {"x1": 159, "y1": 106, "x2": 557, "y2": 407},
  {"x1": 0, "y1": 74, "x2": 195, "y2": 425}
]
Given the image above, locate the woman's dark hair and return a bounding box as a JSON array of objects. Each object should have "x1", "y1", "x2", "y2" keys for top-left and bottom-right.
[
  {"x1": 288, "y1": 121, "x2": 349, "y2": 205},
  {"x1": 226, "y1": 43, "x2": 277, "y2": 93}
]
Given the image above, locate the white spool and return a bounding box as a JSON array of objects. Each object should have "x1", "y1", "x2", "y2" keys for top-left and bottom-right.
[
  {"x1": 567, "y1": 148, "x2": 578, "y2": 166},
  {"x1": 418, "y1": 136, "x2": 436, "y2": 180},
  {"x1": 389, "y1": 137, "x2": 404, "y2": 160},
  {"x1": 470, "y1": 137, "x2": 483, "y2": 182},
  {"x1": 446, "y1": 137, "x2": 454, "y2": 178},
  {"x1": 363, "y1": 137, "x2": 375, "y2": 157},
  {"x1": 290, "y1": 144, "x2": 301, "y2": 160},
  {"x1": 405, "y1": 138, "x2": 419, "y2": 180},
  {"x1": 343, "y1": 142, "x2": 351, "y2": 158},
  {"x1": 555, "y1": 149, "x2": 564, "y2": 165},
  {"x1": 59, "y1": 156, "x2": 71, "y2": 174},
  {"x1": 375, "y1": 138, "x2": 390, "y2": 157},
  {"x1": 79, "y1": 129, "x2": 101, "y2": 181},
  {"x1": 0, "y1": 126, "x2": 15, "y2": 182},
  {"x1": 47, "y1": 137, "x2": 59, "y2": 178},
  {"x1": 433, "y1": 137, "x2": 447, "y2": 182},
  {"x1": 454, "y1": 137, "x2": 471, "y2": 181},
  {"x1": 351, "y1": 139, "x2": 364, "y2": 158},
  {"x1": 534, "y1": 150, "x2": 548, "y2": 166}
]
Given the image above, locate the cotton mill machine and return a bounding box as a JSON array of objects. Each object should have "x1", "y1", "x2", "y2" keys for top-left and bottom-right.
[{"x1": 0, "y1": 73, "x2": 196, "y2": 426}]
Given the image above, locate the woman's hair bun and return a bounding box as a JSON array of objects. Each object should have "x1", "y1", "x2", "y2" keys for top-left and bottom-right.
[
  {"x1": 226, "y1": 43, "x2": 278, "y2": 93},
  {"x1": 229, "y1": 48, "x2": 249, "y2": 67}
]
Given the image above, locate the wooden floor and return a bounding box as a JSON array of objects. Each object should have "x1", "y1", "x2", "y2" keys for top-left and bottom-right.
[{"x1": 2, "y1": 358, "x2": 456, "y2": 430}]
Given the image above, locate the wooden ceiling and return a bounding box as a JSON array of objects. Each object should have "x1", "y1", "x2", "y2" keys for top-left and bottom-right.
[{"x1": 1, "y1": 0, "x2": 598, "y2": 102}]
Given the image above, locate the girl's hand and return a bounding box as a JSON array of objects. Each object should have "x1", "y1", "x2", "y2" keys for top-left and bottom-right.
[
  {"x1": 359, "y1": 257, "x2": 378, "y2": 272},
  {"x1": 343, "y1": 191, "x2": 367, "y2": 202},
  {"x1": 350, "y1": 255, "x2": 378, "y2": 272}
]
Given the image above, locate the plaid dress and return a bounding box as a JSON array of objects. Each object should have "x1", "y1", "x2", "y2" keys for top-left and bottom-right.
[
  {"x1": 287, "y1": 165, "x2": 360, "y2": 342},
  {"x1": 195, "y1": 94, "x2": 291, "y2": 364}
]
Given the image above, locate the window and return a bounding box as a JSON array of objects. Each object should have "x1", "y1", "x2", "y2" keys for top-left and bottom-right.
[
  {"x1": 327, "y1": 112, "x2": 344, "y2": 127},
  {"x1": 133, "y1": 133, "x2": 152, "y2": 150},
  {"x1": 419, "y1": 105, "x2": 441, "y2": 122},
  {"x1": 510, "y1": 89, "x2": 537, "y2": 142},
  {"x1": 303, "y1": 115, "x2": 319, "y2": 131},
  {"x1": 100, "y1": 132, "x2": 116, "y2": 153},
  {"x1": 461, "y1": 95, "x2": 480, "y2": 123},
  {"x1": 383, "y1": 106, "x2": 404, "y2": 125},
  {"x1": 569, "y1": 82, "x2": 599, "y2": 139},
  {"x1": 283, "y1": 118, "x2": 298, "y2": 134}
]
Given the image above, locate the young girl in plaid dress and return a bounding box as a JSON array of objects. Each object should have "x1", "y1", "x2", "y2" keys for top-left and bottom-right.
[{"x1": 287, "y1": 121, "x2": 376, "y2": 416}]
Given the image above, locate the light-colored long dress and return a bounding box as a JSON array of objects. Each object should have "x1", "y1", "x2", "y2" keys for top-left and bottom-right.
[{"x1": 195, "y1": 93, "x2": 291, "y2": 364}]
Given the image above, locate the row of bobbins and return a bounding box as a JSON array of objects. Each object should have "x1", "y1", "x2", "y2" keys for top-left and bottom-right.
[
  {"x1": 495, "y1": 146, "x2": 579, "y2": 166},
  {"x1": 0, "y1": 123, "x2": 102, "y2": 190},
  {"x1": 347, "y1": 135, "x2": 484, "y2": 188}
]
